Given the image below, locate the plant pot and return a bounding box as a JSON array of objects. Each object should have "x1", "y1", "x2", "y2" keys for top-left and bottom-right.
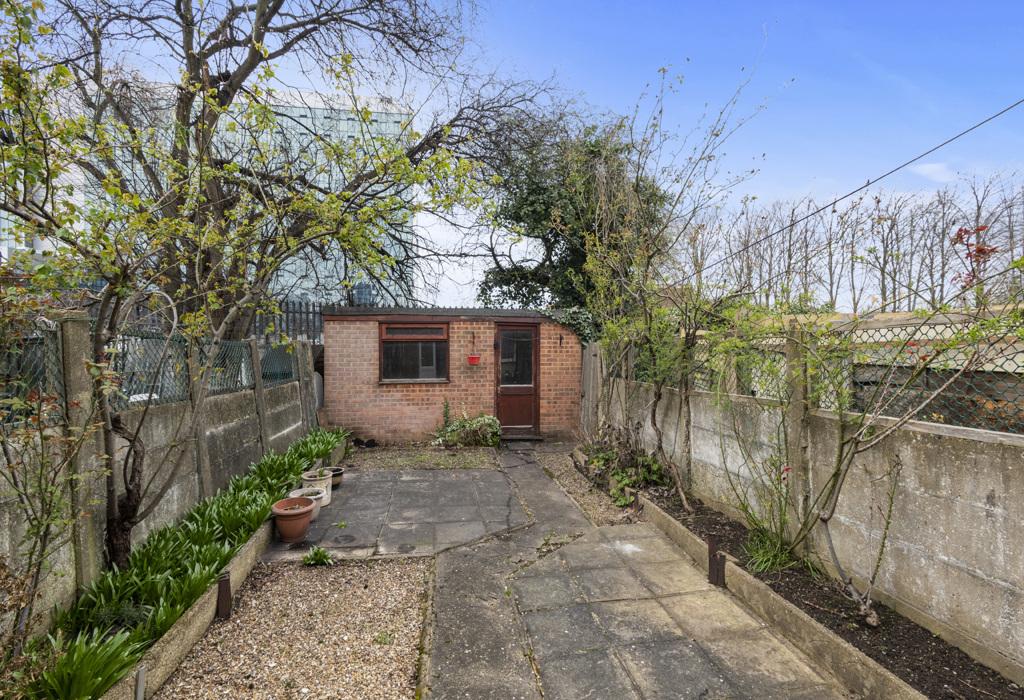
[
  {"x1": 467, "y1": 354, "x2": 481, "y2": 366},
  {"x1": 327, "y1": 466, "x2": 345, "y2": 488},
  {"x1": 271, "y1": 497, "x2": 315, "y2": 543},
  {"x1": 301, "y1": 470, "x2": 332, "y2": 506},
  {"x1": 288, "y1": 487, "x2": 326, "y2": 520}
]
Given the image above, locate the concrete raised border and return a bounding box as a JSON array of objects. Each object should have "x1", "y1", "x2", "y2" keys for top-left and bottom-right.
[
  {"x1": 415, "y1": 559, "x2": 438, "y2": 700},
  {"x1": 639, "y1": 495, "x2": 925, "y2": 700},
  {"x1": 102, "y1": 520, "x2": 273, "y2": 700}
]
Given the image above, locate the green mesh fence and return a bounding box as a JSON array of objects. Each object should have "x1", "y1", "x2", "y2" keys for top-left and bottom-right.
[
  {"x1": 259, "y1": 343, "x2": 296, "y2": 387},
  {"x1": 108, "y1": 327, "x2": 190, "y2": 410},
  {"x1": 1, "y1": 327, "x2": 64, "y2": 421},
  {"x1": 203, "y1": 340, "x2": 255, "y2": 396}
]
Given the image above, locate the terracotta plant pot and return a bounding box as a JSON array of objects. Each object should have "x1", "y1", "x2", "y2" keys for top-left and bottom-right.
[
  {"x1": 288, "y1": 487, "x2": 326, "y2": 520},
  {"x1": 328, "y1": 466, "x2": 345, "y2": 488},
  {"x1": 272, "y1": 497, "x2": 315, "y2": 543},
  {"x1": 301, "y1": 470, "x2": 332, "y2": 506}
]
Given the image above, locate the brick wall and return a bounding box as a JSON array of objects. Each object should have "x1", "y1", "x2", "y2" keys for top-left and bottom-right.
[
  {"x1": 322, "y1": 317, "x2": 581, "y2": 442},
  {"x1": 539, "y1": 322, "x2": 583, "y2": 437}
]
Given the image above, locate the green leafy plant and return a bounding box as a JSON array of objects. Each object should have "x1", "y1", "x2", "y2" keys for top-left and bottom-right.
[
  {"x1": 51, "y1": 429, "x2": 344, "y2": 692},
  {"x1": 372, "y1": 630, "x2": 393, "y2": 645},
  {"x1": 432, "y1": 412, "x2": 501, "y2": 447},
  {"x1": 302, "y1": 545, "x2": 334, "y2": 566},
  {"x1": 441, "y1": 398, "x2": 452, "y2": 429},
  {"x1": 289, "y1": 428, "x2": 350, "y2": 467},
  {"x1": 583, "y1": 442, "x2": 667, "y2": 507},
  {"x1": 32, "y1": 629, "x2": 144, "y2": 699}
]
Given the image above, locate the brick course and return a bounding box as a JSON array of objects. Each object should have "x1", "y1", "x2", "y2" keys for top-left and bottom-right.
[{"x1": 322, "y1": 317, "x2": 581, "y2": 442}]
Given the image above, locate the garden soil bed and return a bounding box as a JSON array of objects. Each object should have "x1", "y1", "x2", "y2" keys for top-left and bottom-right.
[{"x1": 643, "y1": 486, "x2": 1023, "y2": 700}]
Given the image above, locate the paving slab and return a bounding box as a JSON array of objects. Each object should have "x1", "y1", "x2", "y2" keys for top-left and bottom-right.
[
  {"x1": 616, "y1": 640, "x2": 733, "y2": 699},
  {"x1": 262, "y1": 466, "x2": 528, "y2": 561},
  {"x1": 420, "y1": 447, "x2": 847, "y2": 699},
  {"x1": 537, "y1": 648, "x2": 642, "y2": 700}
]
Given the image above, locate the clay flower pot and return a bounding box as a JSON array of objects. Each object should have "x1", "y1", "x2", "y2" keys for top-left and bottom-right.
[
  {"x1": 288, "y1": 487, "x2": 326, "y2": 521},
  {"x1": 272, "y1": 497, "x2": 315, "y2": 543},
  {"x1": 328, "y1": 466, "x2": 345, "y2": 489},
  {"x1": 301, "y1": 470, "x2": 332, "y2": 506}
]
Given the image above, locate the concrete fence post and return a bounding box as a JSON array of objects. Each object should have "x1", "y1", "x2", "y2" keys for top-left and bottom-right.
[
  {"x1": 188, "y1": 344, "x2": 214, "y2": 499},
  {"x1": 783, "y1": 323, "x2": 811, "y2": 543},
  {"x1": 55, "y1": 311, "x2": 105, "y2": 589},
  {"x1": 296, "y1": 341, "x2": 317, "y2": 431},
  {"x1": 248, "y1": 339, "x2": 271, "y2": 456}
]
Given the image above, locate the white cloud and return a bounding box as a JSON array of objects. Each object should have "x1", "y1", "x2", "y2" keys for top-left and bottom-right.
[{"x1": 909, "y1": 162, "x2": 957, "y2": 183}]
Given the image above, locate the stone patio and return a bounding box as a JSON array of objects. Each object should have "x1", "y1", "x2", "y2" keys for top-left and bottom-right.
[
  {"x1": 424, "y1": 446, "x2": 848, "y2": 699},
  {"x1": 513, "y1": 526, "x2": 844, "y2": 699},
  {"x1": 263, "y1": 467, "x2": 528, "y2": 560},
  {"x1": 262, "y1": 447, "x2": 849, "y2": 698}
]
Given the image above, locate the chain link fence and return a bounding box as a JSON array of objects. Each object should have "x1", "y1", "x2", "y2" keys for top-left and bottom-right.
[
  {"x1": 202, "y1": 340, "x2": 255, "y2": 397},
  {"x1": 698, "y1": 318, "x2": 1024, "y2": 435},
  {"x1": 259, "y1": 343, "x2": 296, "y2": 387},
  {"x1": 105, "y1": 329, "x2": 295, "y2": 406},
  {"x1": 108, "y1": 327, "x2": 190, "y2": 410},
  {"x1": 1, "y1": 326, "x2": 64, "y2": 422},
  {"x1": 813, "y1": 321, "x2": 1024, "y2": 434},
  {"x1": 3, "y1": 321, "x2": 302, "y2": 423}
]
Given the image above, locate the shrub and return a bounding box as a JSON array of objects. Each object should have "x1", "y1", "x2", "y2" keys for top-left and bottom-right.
[
  {"x1": 432, "y1": 412, "x2": 501, "y2": 447},
  {"x1": 43, "y1": 428, "x2": 348, "y2": 698},
  {"x1": 32, "y1": 629, "x2": 143, "y2": 700},
  {"x1": 288, "y1": 428, "x2": 350, "y2": 467},
  {"x1": 302, "y1": 545, "x2": 333, "y2": 566},
  {"x1": 583, "y1": 441, "x2": 669, "y2": 507}
]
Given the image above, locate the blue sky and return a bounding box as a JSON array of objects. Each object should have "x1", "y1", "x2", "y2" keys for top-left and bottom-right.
[{"x1": 470, "y1": 1, "x2": 1024, "y2": 201}]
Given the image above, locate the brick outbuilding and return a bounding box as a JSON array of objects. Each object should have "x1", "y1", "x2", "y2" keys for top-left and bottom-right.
[{"x1": 320, "y1": 308, "x2": 582, "y2": 442}]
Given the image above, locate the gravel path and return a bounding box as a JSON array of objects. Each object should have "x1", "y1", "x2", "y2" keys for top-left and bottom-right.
[
  {"x1": 534, "y1": 448, "x2": 631, "y2": 527},
  {"x1": 156, "y1": 558, "x2": 430, "y2": 700}
]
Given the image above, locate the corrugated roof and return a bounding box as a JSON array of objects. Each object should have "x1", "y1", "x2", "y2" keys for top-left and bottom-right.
[{"x1": 322, "y1": 306, "x2": 549, "y2": 319}]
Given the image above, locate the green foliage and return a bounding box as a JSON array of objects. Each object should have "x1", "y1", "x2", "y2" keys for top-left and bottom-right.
[
  {"x1": 629, "y1": 308, "x2": 687, "y2": 385},
  {"x1": 32, "y1": 629, "x2": 144, "y2": 700},
  {"x1": 584, "y1": 442, "x2": 668, "y2": 507},
  {"x1": 476, "y1": 127, "x2": 597, "y2": 309},
  {"x1": 441, "y1": 398, "x2": 452, "y2": 429},
  {"x1": 302, "y1": 546, "x2": 334, "y2": 567},
  {"x1": 609, "y1": 452, "x2": 669, "y2": 507},
  {"x1": 288, "y1": 428, "x2": 350, "y2": 468},
  {"x1": 743, "y1": 527, "x2": 797, "y2": 574},
  {"x1": 432, "y1": 412, "x2": 501, "y2": 447},
  {"x1": 45, "y1": 428, "x2": 344, "y2": 697},
  {"x1": 540, "y1": 307, "x2": 597, "y2": 344}
]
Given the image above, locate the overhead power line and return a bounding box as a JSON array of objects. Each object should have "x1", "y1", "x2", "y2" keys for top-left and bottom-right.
[{"x1": 695, "y1": 95, "x2": 1024, "y2": 281}]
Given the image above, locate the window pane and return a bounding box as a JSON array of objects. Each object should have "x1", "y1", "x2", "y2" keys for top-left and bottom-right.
[
  {"x1": 500, "y1": 330, "x2": 533, "y2": 385},
  {"x1": 384, "y1": 325, "x2": 445, "y2": 337},
  {"x1": 382, "y1": 341, "x2": 448, "y2": 380}
]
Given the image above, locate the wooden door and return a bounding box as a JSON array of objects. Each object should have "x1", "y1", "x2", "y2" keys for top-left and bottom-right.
[{"x1": 495, "y1": 324, "x2": 539, "y2": 436}]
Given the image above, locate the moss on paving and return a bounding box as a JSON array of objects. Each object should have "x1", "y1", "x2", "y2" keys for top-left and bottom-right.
[{"x1": 347, "y1": 446, "x2": 498, "y2": 471}]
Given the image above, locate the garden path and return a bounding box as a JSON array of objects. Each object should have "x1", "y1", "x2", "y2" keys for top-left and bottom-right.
[{"x1": 425, "y1": 445, "x2": 848, "y2": 699}]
